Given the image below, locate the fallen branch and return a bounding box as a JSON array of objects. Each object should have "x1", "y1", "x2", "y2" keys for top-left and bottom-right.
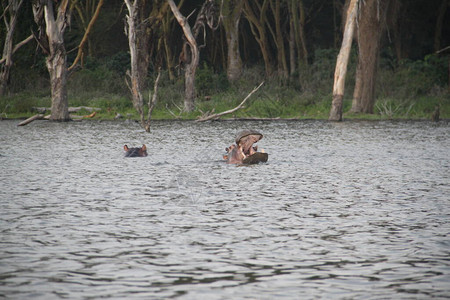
[
  {"x1": 222, "y1": 117, "x2": 300, "y2": 121},
  {"x1": 33, "y1": 106, "x2": 101, "y2": 113},
  {"x1": 17, "y1": 114, "x2": 44, "y2": 126},
  {"x1": 83, "y1": 111, "x2": 97, "y2": 118},
  {"x1": 196, "y1": 81, "x2": 264, "y2": 122}
]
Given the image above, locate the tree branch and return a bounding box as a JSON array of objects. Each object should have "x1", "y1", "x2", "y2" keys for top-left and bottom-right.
[
  {"x1": 68, "y1": 0, "x2": 104, "y2": 71},
  {"x1": 0, "y1": 34, "x2": 33, "y2": 64}
]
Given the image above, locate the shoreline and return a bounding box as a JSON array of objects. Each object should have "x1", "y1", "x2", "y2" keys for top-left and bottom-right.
[{"x1": 3, "y1": 116, "x2": 448, "y2": 123}]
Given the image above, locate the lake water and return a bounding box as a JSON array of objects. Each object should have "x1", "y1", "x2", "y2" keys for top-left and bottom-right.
[{"x1": 1, "y1": 119, "x2": 449, "y2": 299}]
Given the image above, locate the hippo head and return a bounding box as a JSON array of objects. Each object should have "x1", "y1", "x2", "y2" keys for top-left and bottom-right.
[
  {"x1": 124, "y1": 144, "x2": 148, "y2": 157},
  {"x1": 224, "y1": 130, "x2": 267, "y2": 164},
  {"x1": 235, "y1": 129, "x2": 263, "y2": 157}
]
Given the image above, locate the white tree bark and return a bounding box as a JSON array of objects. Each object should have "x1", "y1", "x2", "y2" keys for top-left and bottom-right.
[{"x1": 329, "y1": 0, "x2": 358, "y2": 121}]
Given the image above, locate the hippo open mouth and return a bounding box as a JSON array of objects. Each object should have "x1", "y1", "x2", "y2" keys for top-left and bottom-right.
[
  {"x1": 224, "y1": 130, "x2": 268, "y2": 164},
  {"x1": 236, "y1": 129, "x2": 262, "y2": 156}
]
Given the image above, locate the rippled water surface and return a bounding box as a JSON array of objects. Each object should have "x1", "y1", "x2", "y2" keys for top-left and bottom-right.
[{"x1": 1, "y1": 119, "x2": 449, "y2": 299}]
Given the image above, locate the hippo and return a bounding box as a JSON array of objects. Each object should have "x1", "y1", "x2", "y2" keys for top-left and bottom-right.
[
  {"x1": 224, "y1": 130, "x2": 268, "y2": 164},
  {"x1": 124, "y1": 144, "x2": 148, "y2": 157}
]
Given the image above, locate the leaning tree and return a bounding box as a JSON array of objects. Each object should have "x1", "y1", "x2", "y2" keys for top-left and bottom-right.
[{"x1": 329, "y1": 0, "x2": 358, "y2": 121}]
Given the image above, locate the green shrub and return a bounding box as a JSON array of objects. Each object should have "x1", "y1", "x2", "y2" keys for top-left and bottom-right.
[
  {"x1": 378, "y1": 54, "x2": 448, "y2": 100},
  {"x1": 68, "y1": 64, "x2": 127, "y2": 96},
  {"x1": 195, "y1": 62, "x2": 230, "y2": 96},
  {"x1": 105, "y1": 52, "x2": 130, "y2": 76},
  {"x1": 299, "y1": 48, "x2": 355, "y2": 96}
]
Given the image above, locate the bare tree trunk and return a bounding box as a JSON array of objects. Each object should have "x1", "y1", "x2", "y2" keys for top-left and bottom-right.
[
  {"x1": 223, "y1": 0, "x2": 244, "y2": 82},
  {"x1": 351, "y1": 64, "x2": 363, "y2": 112},
  {"x1": 136, "y1": 24, "x2": 151, "y2": 91},
  {"x1": 351, "y1": 0, "x2": 391, "y2": 114},
  {"x1": 124, "y1": 0, "x2": 164, "y2": 132},
  {"x1": 168, "y1": 0, "x2": 217, "y2": 112},
  {"x1": 329, "y1": 0, "x2": 358, "y2": 121},
  {"x1": 124, "y1": 0, "x2": 153, "y2": 128},
  {"x1": 33, "y1": 0, "x2": 70, "y2": 121},
  {"x1": 0, "y1": 0, "x2": 24, "y2": 96},
  {"x1": 183, "y1": 55, "x2": 198, "y2": 112},
  {"x1": 48, "y1": 48, "x2": 69, "y2": 121},
  {"x1": 124, "y1": 0, "x2": 143, "y2": 122},
  {"x1": 167, "y1": 0, "x2": 199, "y2": 112}
]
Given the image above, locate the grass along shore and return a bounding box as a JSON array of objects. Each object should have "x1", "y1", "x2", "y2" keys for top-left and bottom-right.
[
  {"x1": 2, "y1": 57, "x2": 449, "y2": 122},
  {"x1": 2, "y1": 92, "x2": 448, "y2": 122}
]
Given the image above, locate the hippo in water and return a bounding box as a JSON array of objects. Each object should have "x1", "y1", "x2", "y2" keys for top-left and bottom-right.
[
  {"x1": 124, "y1": 144, "x2": 148, "y2": 157},
  {"x1": 224, "y1": 130, "x2": 268, "y2": 164}
]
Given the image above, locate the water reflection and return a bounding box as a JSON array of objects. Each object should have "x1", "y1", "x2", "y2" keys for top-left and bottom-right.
[{"x1": 0, "y1": 119, "x2": 449, "y2": 299}]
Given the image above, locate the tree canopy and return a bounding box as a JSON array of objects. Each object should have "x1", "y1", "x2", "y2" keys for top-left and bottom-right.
[{"x1": 2, "y1": 0, "x2": 446, "y2": 74}]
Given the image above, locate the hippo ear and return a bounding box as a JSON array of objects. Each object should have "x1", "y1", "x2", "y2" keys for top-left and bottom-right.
[
  {"x1": 141, "y1": 144, "x2": 147, "y2": 151},
  {"x1": 124, "y1": 145, "x2": 129, "y2": 151}
]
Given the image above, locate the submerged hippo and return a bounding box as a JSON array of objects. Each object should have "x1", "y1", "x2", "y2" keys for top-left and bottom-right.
[
  {"x1": 124, "y1": 144, "x2": 148, "y2": 157},
  {"x1": 224, "y1": 130, "x2": 268, "y2": 164}
]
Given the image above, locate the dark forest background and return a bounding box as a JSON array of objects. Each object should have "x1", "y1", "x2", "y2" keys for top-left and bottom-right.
[{"x1": 1, "y1": 0, "x2": 449, "y2": 120}]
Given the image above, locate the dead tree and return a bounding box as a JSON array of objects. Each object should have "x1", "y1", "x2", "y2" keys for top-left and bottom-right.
[{"x1": 168, "y1": 0, "x2": 218, "y2": 112}]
